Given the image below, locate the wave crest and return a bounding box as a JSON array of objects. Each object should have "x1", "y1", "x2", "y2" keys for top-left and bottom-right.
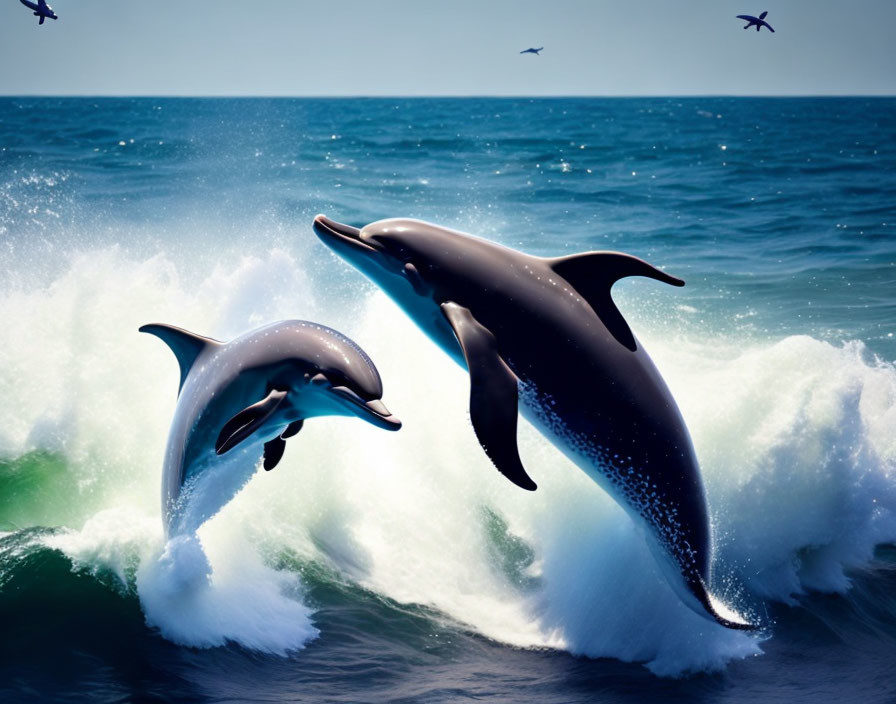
[{"x1": 0, "y1": 249, "x2": 893, "y2": 674}]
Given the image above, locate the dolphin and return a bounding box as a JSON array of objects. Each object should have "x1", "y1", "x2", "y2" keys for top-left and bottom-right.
[
  {"x1": 313, "y1": 215, "x2": 753, "y2": 630},
  {"x1": 142, "y1": 320, "x2": 401, "y2": 537}
]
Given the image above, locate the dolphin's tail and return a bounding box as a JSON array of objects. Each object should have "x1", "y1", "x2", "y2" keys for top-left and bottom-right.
[
  {"x1": 703, "y1": 590, "x2": 756, "y2": 631},
  {"x1": 647, "y1": 539, "x2": 757, "y2": 631},
  {"x1": 690, "y1": 577, "x2": 757, "y2": 631}
]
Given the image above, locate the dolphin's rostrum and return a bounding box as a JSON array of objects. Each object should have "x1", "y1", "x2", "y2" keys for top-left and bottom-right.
[
  {"x1": 313, "y1": 214, "x2": 754, "y2": 630},
  {"x1": 142, "y1": 320, "x2": 400, "y2": 537}
]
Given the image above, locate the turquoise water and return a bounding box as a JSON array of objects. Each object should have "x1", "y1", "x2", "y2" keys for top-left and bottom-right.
[{"x1": 1, "y1": 98, "x2": 895, "y2": 701}]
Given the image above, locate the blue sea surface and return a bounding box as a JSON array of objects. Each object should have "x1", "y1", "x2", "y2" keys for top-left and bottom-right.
[{"x1": 0, "y1": 98, "x2": 895, "y2": 702}]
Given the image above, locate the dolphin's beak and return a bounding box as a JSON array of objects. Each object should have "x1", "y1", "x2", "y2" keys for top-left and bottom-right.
[
  {"x1": 327, "y1": 385, "x2": 402, "y2": 431},
  {"x1": 362, "y1": 398, "x2": 403, "y2": 431},
  {"x1": 313, "y1": 214, "x2": 376, "y2": 254}
]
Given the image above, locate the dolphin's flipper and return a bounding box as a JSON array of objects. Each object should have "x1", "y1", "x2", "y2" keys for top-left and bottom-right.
[
  {"x1": 440, "y1": 302, "x2": 537, "y2": 491},
  {"x1": 215, "y1": 389, "x2": 287, "y2": 455},
  {"x1": 548, "y1": 252, "x2": 684, "y2": 352},
  {"x1": 281, "y1": 420, "x2": 304, "y2": 438},
  {"x1": 263, "y1": 420, "x2": 304, "y2": 470},
  {"x1": 263, "y1": 438, "x2": 286, "y2": 471},
  {"x1": 140, "y1": 323, "x2": 221, "y2": 393}
]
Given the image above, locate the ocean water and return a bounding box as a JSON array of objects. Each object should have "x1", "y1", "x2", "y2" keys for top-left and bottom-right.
[{"x1": 0, "y1": 97, "x2": 895, "y2": 702}]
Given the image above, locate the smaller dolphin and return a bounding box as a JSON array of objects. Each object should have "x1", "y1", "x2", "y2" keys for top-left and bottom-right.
[
  {"x1": 736, "y1": 11, "x2": 774, "y2": 32},
  {"x1": 520, "y1": 47, "x2": 543, "y2": 56},
  {"x1": 19, "y1": 0, "x2": 57, "y2": 25},
  {"x1": 142, "y1": 320, "x2": 401, "y2": 537}
]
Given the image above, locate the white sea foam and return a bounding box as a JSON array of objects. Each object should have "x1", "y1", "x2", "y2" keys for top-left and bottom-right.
[
  {"x1": 44, "y1": 508, "x2": 318, "y2": 653},
  {"x1": 2, "y1": 247, "x2": 895, "y2": 674},
  {"x1": 135, "y1": 527, "x2": 318, "y2": 653}
]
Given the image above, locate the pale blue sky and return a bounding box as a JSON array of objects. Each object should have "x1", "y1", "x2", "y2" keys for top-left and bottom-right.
[{"x1": 0, "y1": 0, "x2": 894, "y2": 95}]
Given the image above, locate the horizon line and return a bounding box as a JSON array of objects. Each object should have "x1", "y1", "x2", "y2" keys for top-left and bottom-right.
[{"x1": 1, "y1": 93, "x2": 895, "y2": 100}]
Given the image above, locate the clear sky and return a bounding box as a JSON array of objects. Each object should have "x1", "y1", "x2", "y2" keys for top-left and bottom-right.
[{"x1": 0, "y1": 0, "x2": 894, "y2": 96}]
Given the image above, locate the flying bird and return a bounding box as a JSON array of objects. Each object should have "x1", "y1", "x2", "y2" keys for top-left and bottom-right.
[
  {"x1": 520, "y1": 47, "x2": 543, "y2": 56},
  {"x1": 736, "y1": 11, "x2": 774, "y2": 32},
  {"x1": 19, "y1": 0, "x2": 57, "y2": 25}
]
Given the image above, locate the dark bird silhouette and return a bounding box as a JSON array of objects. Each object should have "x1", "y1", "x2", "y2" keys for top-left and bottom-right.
[
  {"x1": 520, "y1": 47, "x2": 543, "y2": 56},
  {"x1": 736, "y1": 11, "x2": 774, "y2": 32},
  {"x1": 19, "y1": 0, "x2": 57, "y2": 24}
]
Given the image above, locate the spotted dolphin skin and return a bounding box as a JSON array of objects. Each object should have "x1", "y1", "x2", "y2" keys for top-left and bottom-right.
[
  {"x1": 313, "y1": 215, "x2": 754, "y2": 630},
  {"x1": 142, "y1": 320, "x2": 401, "y2": 537}
]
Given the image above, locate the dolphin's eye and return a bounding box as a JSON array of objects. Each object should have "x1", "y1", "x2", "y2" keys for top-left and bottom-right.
[{"x1": 393, "y1": 245, "x2": 414, "y2": 263}]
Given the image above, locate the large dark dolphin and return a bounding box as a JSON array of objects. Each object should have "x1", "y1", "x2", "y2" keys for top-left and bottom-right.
[
  {"x1": 313, "y1": 215, "x2": 753, "y2": 630},
  {"x1": 142, "y1": 320, "x2": 401, "y2": 537}
]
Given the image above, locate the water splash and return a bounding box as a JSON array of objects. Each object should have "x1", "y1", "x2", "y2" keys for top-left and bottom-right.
[{"x1": 1, "y1": 247, "x2": 894, "y2": 674}]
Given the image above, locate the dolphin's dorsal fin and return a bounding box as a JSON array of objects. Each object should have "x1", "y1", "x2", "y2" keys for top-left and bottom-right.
[
  {"x1": 547, "y1": 252, "x2": 684, "y2": 352},
  {"x1": 441, "y1": 302, "x2": 537, "y2": 491},
  {"x1": 139, "y1": 323, "x2": 221, "y2": 393}
]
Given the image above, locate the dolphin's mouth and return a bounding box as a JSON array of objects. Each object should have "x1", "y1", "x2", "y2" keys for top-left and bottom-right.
[
  {"x1": 313, "y1": 215, "x2": 376, "y2": 254},
  {"x1": 328, "y1": 385, "x2": 402, "y2": 431}
]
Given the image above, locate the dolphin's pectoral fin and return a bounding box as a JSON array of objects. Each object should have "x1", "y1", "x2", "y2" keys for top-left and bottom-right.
[
  {"x1": 441, "y1": 302, "x2": 537, "y2": 491},
  {"x1": 548, "y1": 251, "x2": 685, "y2": 352},
  {"x1": 263, "y1": 437, "x2": 286, "y2": 471},
  {"x1": 215, "y1": 389, "x2": 287, "y2": 456},
  {"x1": 139, "y1": 323, "x2": 221, "y2": 394},
  {"x1": 281, "y1": 420, "x2": 304, "y2": 438},
  {"x1": 262, "y1": 420, "x2": 303, "y2": 471}
]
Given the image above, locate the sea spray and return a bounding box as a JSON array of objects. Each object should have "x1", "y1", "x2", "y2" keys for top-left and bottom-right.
[
  {"x1": 2, "y1": 247, "x2": 894, "y2": 674},
  {"x1": 655, "y1": 334, "x2": 896, "y2": 602},
  {"x1": 136, "y1": 529, "x2": 318, "y2": 653},
  {"x1": 42, "y1": 505, "x2": 319, "y2": 653},
  {"x1": 144, "y1": 534, "x2": 212, "y2": 596}
]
